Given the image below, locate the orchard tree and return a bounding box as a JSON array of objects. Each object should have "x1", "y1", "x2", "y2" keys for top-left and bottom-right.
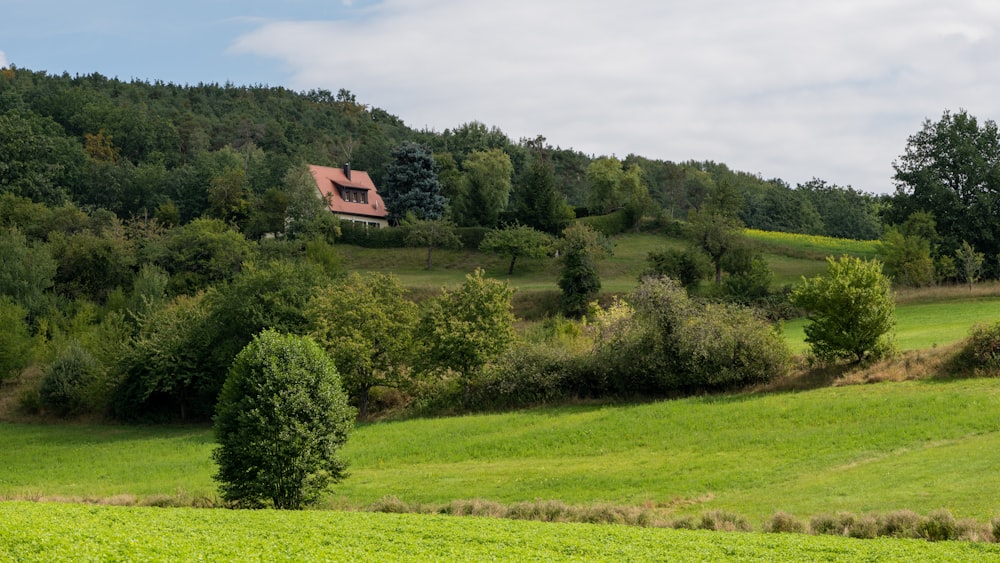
[
  {"x1": 790, "y1": 256, "x2": 896, "y2": 363},
  {"x1": 403, "y1": 215, "x2": 462, "y2": 270},
  {"x1": 479, "y1": 224, "x2": 552, "y2": 275},
  {"x1": 307, "y1": 273, "x2": 418, "y2": 419},
  {"x1": 419, "y1": 269, "x2": 515, "y2": 404},
  {"x1": 381, "y1": 142, "x2": 446, "y2": 222},
  {"x1": 213, "y1": 330, "x2": 354, "y2": 509},
  {"x1": 688, "y1": 182, "x2": 744, "y2": 285}
]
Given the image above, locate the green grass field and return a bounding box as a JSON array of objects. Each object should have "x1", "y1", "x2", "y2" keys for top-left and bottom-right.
[
  {"x1": 4, "y1": 501, "x2": 999, "y2": 562},
  {"x1": 783, "y1": 297, "x2": 1000, "y2": 354},
  {"x1": 5, "y1": 378, "x2": 1000, "y2": 525}
]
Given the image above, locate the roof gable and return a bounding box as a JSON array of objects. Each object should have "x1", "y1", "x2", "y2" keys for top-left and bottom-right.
[{"x1": 309, "y1": 164, "x2": 388, "y2": 219}]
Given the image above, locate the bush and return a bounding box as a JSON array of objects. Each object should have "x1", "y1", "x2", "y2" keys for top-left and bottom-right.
[
  {"x1": 763, "y1": 512, "x2": 805, "y2": 534},
  {"x1": 877, "y1": 510, "x2": 923, "y2": 538},
  {"x1": 578, "y1": 210, "x2": 628, "y2": 236},
  {"x1": 808, "y1": 513, "x2": 846, "y2": 536},
  {"x1": 591, "y1": 277, "x2": 790, "y2": 396},
  {"x1": 38, "y1": 341, "x2": 99, "y2": 417},
  {"x1": 212, "y1": 330, "x2": 355, "y2": 509},
  {"x1": 955, "y1": 321, "x2": 1000, "y2": 374},
  {"x1": 790, "y1": 256, "x2": 896, "y2": 363},
  {"x1": 697, "y1": 510, "x2": 752, "y2": 532},
  {"x1": 918, "y1": 509, "x2": 957, "y2": 541},
  {"x1": 337, "y1": 221, "x2": 408, "y2": 248}
]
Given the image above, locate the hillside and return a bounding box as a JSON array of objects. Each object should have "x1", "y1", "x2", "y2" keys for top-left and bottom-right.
[{"x1": 5, "y1": 378, "x2": 1000, "y2": 525}]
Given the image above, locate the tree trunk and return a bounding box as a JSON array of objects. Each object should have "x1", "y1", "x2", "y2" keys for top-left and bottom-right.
[
  {"x1": 507, "y1": 255, "x2": 517, "y2": 275},
  {"x1": 358, "y1": 386, "x2": 370, "y2": 420}
]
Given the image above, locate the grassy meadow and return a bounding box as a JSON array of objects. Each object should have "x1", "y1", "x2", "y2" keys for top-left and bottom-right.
[{"x1": 5, "y1": 378, "x2": 1000, "y2": 525}]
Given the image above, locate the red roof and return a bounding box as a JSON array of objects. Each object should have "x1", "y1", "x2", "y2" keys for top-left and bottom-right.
[{"x1": 309, "y1": 164, "x2": 388, "y2": 220}]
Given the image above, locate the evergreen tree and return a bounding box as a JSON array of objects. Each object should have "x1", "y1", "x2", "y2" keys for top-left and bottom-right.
[{"x1": 381, "y1": 142, "x2": 446, "y2": 222}]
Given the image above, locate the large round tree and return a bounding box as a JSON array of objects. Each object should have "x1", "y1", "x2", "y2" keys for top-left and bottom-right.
[{"x1": 212, "y1": 330, "x2": 355, "y2": 509}]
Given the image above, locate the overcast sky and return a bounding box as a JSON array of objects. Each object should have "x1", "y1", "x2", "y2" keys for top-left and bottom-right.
[{"x1": 4, "y1": 0, "x2": 1000, "y2": 194}]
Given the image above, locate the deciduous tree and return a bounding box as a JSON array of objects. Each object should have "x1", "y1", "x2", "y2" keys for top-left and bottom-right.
[
  {"x1": 479, "y1": 224, "x2": 552, "y2": 275},
  {"x1": 419, "y1": 269, "x2": 515, "y2": 404},
  {"x1": 307, "y1": 273, "x2": 418, "y2": 419},
  {"x1": 790, "y1": 256, "x2": 895, "y2": 363},
  {"x1": 213, "y1": 330, "x2": 354, "y2": 509}
]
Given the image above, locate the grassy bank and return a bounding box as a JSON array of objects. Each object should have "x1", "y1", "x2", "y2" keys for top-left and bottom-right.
[{"x1": 5, "y1": 378, "x2": 1000, "y2": 523}]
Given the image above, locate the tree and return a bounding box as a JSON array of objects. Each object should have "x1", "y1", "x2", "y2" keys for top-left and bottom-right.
[
  {"x1": 403, "y1": 215, "x2": 461, "y2": 270},
  {"x1": 889, "y1": 109, "x2": 1000, "y2": 263},
  {"x1": 878, "y1": 228, "x2": 935, "y2": 288},
  {"x1": 381, "y1": 142, "x2": 446, "y2": 222},
  {"x1": 454, "y1": 148, "x2": 513, "y2": 227},
  {"x1": 0, "y1": 226, "x2": 57, "y2": 317},
  {"x1": 479, "y1": 224, "x2": 552, "y2": 275},
  {"x1": 153, "y1": 218, "x2": 256, "y2": 295},
  {"x1": 419, "y1": 269, "x2": 515, "y2": 404},
  {"x1": 955, "y1": 240, "x2": 985, "y2": 291},
  {"x1": 790, "y1": 256, "x2": 896, "y2": 363},
  {"x1": 213, "y1": 330, "x2": 354, "y2": 509},
  {"x1": 307, "y1": 273, "x2": 418, "y2": 419},
  {"x1": 620, "y1": 164, "x2": 653, "y2": 232},
  {"x1": 798, "y1": 179, "x2": 881, "y2": 240},
  {"x1": 558, "y1": 223, "x2": 612, "y2": 317},
  {"x1": 507, "y1": 157, "x2": 574, "y2": 234},
  {"x1": 688, "y1": 182, "x2": 744, "y2": 285},
  {"x1": 585, "y1": 157, "x2": 625, "y2": 215},
  {"x1": 0, "y1": 297, "x2": 32, "y2": 382}
]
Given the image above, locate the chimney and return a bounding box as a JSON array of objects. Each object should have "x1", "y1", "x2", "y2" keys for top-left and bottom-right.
[{"x1": 343, "y1": 162, "x2": 351, "y2": 180}]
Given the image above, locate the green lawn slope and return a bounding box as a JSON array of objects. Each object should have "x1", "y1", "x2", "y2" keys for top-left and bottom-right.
[{"x1": 5, "y1": 378, "x2": 1000, "y2": 525}]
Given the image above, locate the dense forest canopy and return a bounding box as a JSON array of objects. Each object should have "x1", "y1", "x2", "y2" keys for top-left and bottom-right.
[{"x1": 0, "y1": 65, "x2": 884, "y2": 239}]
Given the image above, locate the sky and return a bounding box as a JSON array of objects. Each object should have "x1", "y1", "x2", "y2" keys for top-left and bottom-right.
[{"x1": 4, "y1": 0, "x2": 1000, "y2": 194}]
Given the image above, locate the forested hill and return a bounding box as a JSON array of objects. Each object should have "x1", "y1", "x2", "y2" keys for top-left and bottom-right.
[{"x1": 0, "y1": 66, "x2": 882, "y2": 239}]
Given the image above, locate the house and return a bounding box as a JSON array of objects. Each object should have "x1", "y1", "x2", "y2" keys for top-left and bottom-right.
[{"x1": 309, "y1": 163, "x2": 389, "y2": 228}]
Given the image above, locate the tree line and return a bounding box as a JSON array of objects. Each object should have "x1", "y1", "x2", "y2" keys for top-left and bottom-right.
[{"x1": 4, "y1": 63, "x2": 1000, "y2": 421}]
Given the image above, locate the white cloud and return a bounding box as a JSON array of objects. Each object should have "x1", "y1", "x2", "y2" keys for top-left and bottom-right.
[
  {"x1": 230, "y1": 0, "x2": 1000, "y2": 193},
  {"x1": 0, "y1": 50, "x2": 7, "y2": 68}
]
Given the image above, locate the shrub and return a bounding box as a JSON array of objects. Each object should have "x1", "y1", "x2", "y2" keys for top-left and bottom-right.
[
  {"x1": 846, "y1": 514, "x2": 880, "y2": 539},
  {"x1": 918, "y1": 509, "x2": 957, "y2": 541},
  {"x1": 955, "y1": 321, "x2": 1000, "y2": 374},
  {"x1": 763, "y1": 512, "x2": 805, "y2": 534},
  {"x1": 578, "y1": 210, "x2": 628, "y2": 236},
  {"x1": 644, "y1": 248, "x2": 710, "y2": 290},
  {"x1": 38, "y1": 341, "x2": 99, "y2": 417},
  {"x1": 212, "y1": 330, "x2": 355, "y2": 509},
  {"x1": 697, "y1": 510, "x2": 752, "y2": 532},
  {"x1": 591, "y1": 276, "x2": 790, "y2": 395},
  {"x1": 808, "y1": 513, "x2": 844, "y2": 535},
  {"x1": 790, "y1": 256, "x2": 896, "y2": 363},
  {"x1": 877, "y1": 510, "x2": 923, "y2": 538},
  {"x1": 369, "y1": 495, "x2": 413, "y2": 514},
  {"x1": 956, "y1": 518, "x2": 991, "y2": 542}
]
